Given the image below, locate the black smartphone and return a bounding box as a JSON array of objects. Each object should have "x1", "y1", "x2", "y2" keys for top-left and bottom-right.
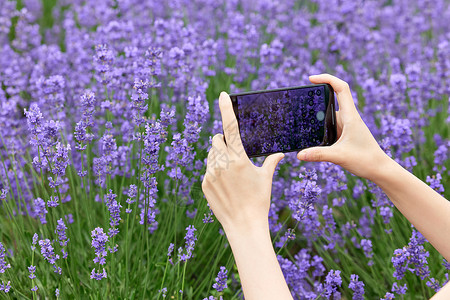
[{"x1": 227, "y1": 84, "x2": 337, "y2": 158}]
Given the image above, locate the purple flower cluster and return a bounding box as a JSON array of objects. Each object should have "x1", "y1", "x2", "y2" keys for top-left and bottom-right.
[
  {"x1": 0, "y1": 242, "x2": 11, "y2": 273},
  {"x1": 348, "y1": 274, "x2": 365, "y2": 300},
  {"x1": 55, "y1": 218, "x2": 69, "y2": 260},
  {"x1": 178, "y1": 225, "x2": 197, "y2": 262},
  {"x1": 105, "y1": 190, "x2": 121, "y2": 237},
  {"x1": 212, "y1": 266, "x2": 228, "y2": 292},
  {"x1": 392, "y1": 230, "x2": 430, "y2": 281},
  {"x1": 91, "y1": 227, "x2": 109, "y2": 280},
  {"x1": 38, "y1": 239, "x2": 61, "y2": 274}
]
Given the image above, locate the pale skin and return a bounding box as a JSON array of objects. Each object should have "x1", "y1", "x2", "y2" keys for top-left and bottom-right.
[{"x1": 201, "y1": 74, "x2": 450, "y2": 299}]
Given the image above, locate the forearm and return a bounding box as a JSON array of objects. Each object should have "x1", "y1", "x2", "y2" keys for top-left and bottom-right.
[
  {"x1": 371, "y1": 155, "x2": 450, "y2": 261},
  {"x1": 225, "y1": 223, "x2": 293, "y2": 300}
]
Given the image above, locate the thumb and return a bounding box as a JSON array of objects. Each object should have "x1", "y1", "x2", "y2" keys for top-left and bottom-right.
[
  {"x1": 262, "y1": 152, "x2": 285, "y2": 174},
  {"x1": 297, "y1": 146, "x2": 334, "y2": 162}
]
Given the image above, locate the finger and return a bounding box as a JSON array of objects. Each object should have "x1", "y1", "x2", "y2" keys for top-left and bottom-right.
[
  {"x1": 262, "y1": 152, "x2": 285, "y2": 175},
  {"x1": 297, "y1": 146, "x2": 338, "y2": 163},
  {"x1": 308, "y1": 74, "x2": 358, "y2": 115},
  {"x1": 335, "y1": 110, "x2": 343, "y2": 137},
  {"x1": 218, "y1": 91, "x2": 245, "y2": 154},
  {"x1": 206, "y1": 143, "x2": 217, "y2": 170},
  {"x1": 212, "y1": 133, "x2": 227, "y2": 153}
]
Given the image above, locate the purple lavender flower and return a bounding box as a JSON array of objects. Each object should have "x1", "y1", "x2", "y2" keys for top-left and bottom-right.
[
  {"x1": 28, "y1": 265, "x2": 36, "y2": 279},
  {"x1": 381, "y1": 292, "x2": 395, "y2": 300},
  {"x1": 47, "y1": 196, "x2": 59, "y2": 207},
  {"x1": 105, "y1": 190, "x2": 122, "y2": 237},
  {"x1": 0, "y1": 189, "x2": 7, "y2": 201},
  {"x1": 426, "y1": 278, "x2": 441, "y2": 293},
  {"x1": 323, "y1": 269, "x2": 342, "y2": 298},
  {"x1": 31, "y1": 285, "x2": 38, "y2": 292},
  {"x1": 24, "y1": 103, "x2": 43, "y2": 135},
  {"x1": 55, "y1": 218, "x2": 69, "y2": 248},
  {"x1": 159, "y1": 287, "x2": 167, "y2": 298},
  {"x1": 90, "y1": 268, "x2": 107, "y2": 280},
  {"x1": 348, "y1": 274, "x2": 365, "y2": 300},
  {"x1": 0, "y1": 242, "x2": 11, "y2": 273},
  {"x1": 391, "y1": 230, "x2": 430, "y2": 280},
  {"x1": 125, "y1": 184, "x2": 137, "y2": 213},
  {"x1": 39, "y1": 239, "x2": 61, "y2": 274},
  {"x1": 360, "y1": 239, "x2": 374, "y2": 266},
  {"x1": 33, "y1": 197, "x2": 48, "y2": 224},
  {"x1": 287, "y1": 170, "x2": 321, "y2": 222},
  {"x1": 31, "y1": 233, "x2": 38, "y2": 251},
  {"x1": 426, "y1": 174, "x2": 445, "y2": 195},
  {"x1": 94, "y1": 44, "x2": 114, "y2": 85},
  {"x1": 391, "y1": 282, "x2": 407, "y2": 295},
  {"x1": 167, "y1": 243, "x2": 174, "y2": 257},
  {"x1": 0, "y1": 280, "x2": 11, "y2": 293},
  {"x1": 379, "y1": 206, "x2": 393, "y2": 224},
  {"x1": 179, "y1": 225, "x2": 197, "y2": 262},
  {"x1": 52, "y1": 143, "x2": 71, "y2": 176},
  {"x1": 91, "y1": 227, "x2": 109, "y2": 266},
  {"x1": 202, "y1": 206, "x2": 214, "y2": 224},
  {"x1": 212, "y1": 266, "x2": 228, "y2": 292}
]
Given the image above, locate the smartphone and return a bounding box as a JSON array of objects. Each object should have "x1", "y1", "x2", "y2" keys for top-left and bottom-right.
[{"x1": 227, "y1": 84, "x2": 337, "y2": 158}]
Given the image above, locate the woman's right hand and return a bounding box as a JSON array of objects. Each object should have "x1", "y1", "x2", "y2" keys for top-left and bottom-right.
[{"x1": 297, "y1": 74, "x2": 392, "y2": 181}]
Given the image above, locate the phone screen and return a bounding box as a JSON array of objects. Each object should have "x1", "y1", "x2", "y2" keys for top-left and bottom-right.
[{"x1": 230, "y1": 84, "x2": 335, "y2": 157}]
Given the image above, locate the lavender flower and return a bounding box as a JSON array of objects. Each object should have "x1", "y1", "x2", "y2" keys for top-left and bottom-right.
[
  {"x1": 212, "y1": 266, "x2": 228, "y2": 292},
  {"x1": 55, "y1": 218, "x2": 69, "y2": 249},
  {"x1": 39, "y1": 239, "x2": 61, "y2": 274},
  {"x1": 323, "y1": 269, "x2": 342, "y2": 298},
  {"x1": 392, "y1": 230, "x2": 430, "y2": 280},
  {"x1": 47, "y1": 196, "x2": 59, "y2": 207},
  {"x1": 33, "y1": 198, "x2": 48, "y2": 224},
  {"x1": 91, "y1": 227, "x2": 109, "y2": 266},
  {"x1": 159, "y1": 287, "x2": 167, "y2": 298},
  {"x1": 360, "y1": 239, "x2": 374, "y2": 266},
  {"x1": 105, "y1": 190, "x2": 121, "y2": 237},
  {"x1": 0, "y1": 281, "x2": 11, "y2": 293},
  {"x1": 426, "y1": 174, "x2": 445, "y2": 195},
  {"x1": 0, "y1": 242, "x2": 11, "y2": 273},
  {"x1": 348, "y1": 274, "x2": 365, "y2": 300},
  {"x1": 381, "y1": 292, "x2": 395, "y2": 300},
  {"x1": 426, "y1": 278, "x2": 440, "y2": 293},
  {"x1": 178, "y1": 225, "x2": 197, "y2": 262},
  {"x1": 31, "y1": 233, "x2": 38, "y2": 251},
  {"x1": 28, "y1": 265, "x2": 36, "y2": 279},
  {"x1": 391, "y1": 282, "x2": 407, "y2": 295},
  {"x1": 125, "y1": 184, "x2": 137, "y2": 213}
]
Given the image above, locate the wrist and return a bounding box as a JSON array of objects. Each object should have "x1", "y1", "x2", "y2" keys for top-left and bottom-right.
[
  {"x1": 366, "y1": 152, "x2": 400, "y2": 185},
  {"x1": 223, "y1": 220, "x2": 271, "y2": 245}
]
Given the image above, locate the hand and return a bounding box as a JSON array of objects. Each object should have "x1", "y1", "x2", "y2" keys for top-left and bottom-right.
[
  {"x1": 297, "y1": 74, "x2": 390, "y2": 181},
  {"x1": 202, "y1": 92, "x2": 285, "y2": 233}
]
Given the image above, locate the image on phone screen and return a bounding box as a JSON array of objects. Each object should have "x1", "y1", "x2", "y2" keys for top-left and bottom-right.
[{"x1": 230, "y1": 85, "x2": 335, "y2": 157}]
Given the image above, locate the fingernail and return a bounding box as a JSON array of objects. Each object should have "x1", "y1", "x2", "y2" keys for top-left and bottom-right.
[{"x1": 298, "y1": 150, "x2": 307, "y2": 160}]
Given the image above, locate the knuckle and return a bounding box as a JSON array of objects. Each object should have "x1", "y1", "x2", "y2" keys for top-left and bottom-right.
[
  {"x1": 212, "y1": 133, "x2": 223, "y2": 143},
  {"x1": 201, "y1": 176, "x2": 209, "y2": 190},
  {"x1": 313, "y1": 150, "x2": 322, "y2": 161},
  {"x1": 342, "y1": 82, "x2": 350, "y2": 92}
]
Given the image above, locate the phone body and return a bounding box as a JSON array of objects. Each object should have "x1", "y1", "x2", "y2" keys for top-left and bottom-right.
[{"x1": 227, "y1": 84, "x2": 337, "y2": 158}]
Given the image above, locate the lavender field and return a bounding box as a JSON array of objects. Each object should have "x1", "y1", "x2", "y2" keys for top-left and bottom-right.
[{"x1": 0, "y1": 0, "x2": 449, "y2": 299}]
